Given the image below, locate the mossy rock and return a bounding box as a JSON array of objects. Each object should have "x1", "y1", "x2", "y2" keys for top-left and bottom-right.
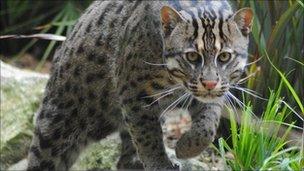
[
  {"x1": 0, "y1": 63, "x2": 48, "y2": 170},
  {"x1": 72, "y1": 135, "x2": 121, "y2": 170}
]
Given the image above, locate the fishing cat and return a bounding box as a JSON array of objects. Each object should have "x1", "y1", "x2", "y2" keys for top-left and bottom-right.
[{"x1": 27, "y1": 0, "x2": 253, "y2": 170}]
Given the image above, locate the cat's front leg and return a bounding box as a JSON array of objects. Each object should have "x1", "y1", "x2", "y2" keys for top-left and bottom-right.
[
  {"x1": 175, "y1": 100, "x2": 222, "y2": 159},
  {"x1": 121, "y1": 94, "x2": 177, "y2": 169}
]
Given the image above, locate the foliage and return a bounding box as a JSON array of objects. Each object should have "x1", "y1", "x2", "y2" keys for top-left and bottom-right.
[
  {"x1": 218, "y1": 85, "x2": 302, "y2": 170},
  {"x1": 232, "y1": 0, "x2": 303, "y2": 118},
  {"x1": 0, "y1": 77, "x2": 47, "y2": 169},
  {"x1": 0, "y1": 0, "x2": 93, "y2": 70}
]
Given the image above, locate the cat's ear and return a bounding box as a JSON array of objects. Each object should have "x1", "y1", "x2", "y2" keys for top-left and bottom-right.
[
  {"x1": 233, "y1": 8, "x2": 254, "y2": 36},
  {"x1": 160, "y1": 6, "x2": 185, "y2": 36}
]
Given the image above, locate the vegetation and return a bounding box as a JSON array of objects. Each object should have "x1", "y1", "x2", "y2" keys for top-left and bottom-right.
[
  {"x1": 218, "y1": 78, "x2": 303, "y2": 170},
  {"x1": 0, "y1": 0, "x2": 303, "y2": 170}
]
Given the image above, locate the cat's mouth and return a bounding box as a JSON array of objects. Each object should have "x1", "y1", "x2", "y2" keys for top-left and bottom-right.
[
  {"x1": 190, "y1": 92, "x2": 227, "y2": 103},
  {"x1": 184, "y1": 82, "x2": 229, "y2": 101}
]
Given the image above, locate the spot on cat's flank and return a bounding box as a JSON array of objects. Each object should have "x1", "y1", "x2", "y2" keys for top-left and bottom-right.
[
  {"x1": 51, "y1": 128, "x2": 62, "y2": 140},
  {"x1": 208, "y1": 129, "x2": 214, "y2": 136},
  {"x1": 195, "y1": 138, "x2": 200, "y2": 146},
  {"x1": 109, "y1": 18, "x2": 117, "y2": 28},
  {"x1": 187, "y1": 139, "x2": 192, "y2": 147},
  {"x1": 137, "y1": 137, "x2": 144, "y2": 143},
  {"x1": 99, "y1": 98, "x2": 108, "y2": 109},
  {"x1": 39, "y1": 134, "x2": 52, "y2": 149},
  {"x1": 143, "y1": 141, "x2": 151, "y2": 147},
  {"x1": 51, "y1": 145, "x2": 61, "y2": 157},
  {"x1": 119, "y1": 85, "x2": 128, "y2": 95},
  {"x1": 115, "y1": 5, "x2": 124, "y2": 14},
  {"x1": 131, "y1": 106, "x2": 140, "y2": 112},
  {"x1": 52, "y1": 114, "x2": 64, "y2": 123},
  {"x1": 64, "y1": 99, "x2": 74, "y2": 109},
  {"x1": 131, "y1": 64, "x2": 138, "y2": 71},
  {"x1": 122, "y1": 98, "x2": 133, "y2": 104},
  {"x1": 88, "y1": 90, "x2": 97, "y2": 99},
  {"x1": 126, "y1": 54, "x2": 132, "y2": 61},
  {"x1": 57, "y1": 87, "x2": 64, "y2": 97},
  {"x1": 65, "y1": 62, "x2": 71, "y2": 70},
  {"x1": 78, "y1": 96, "x2": 85, "y2": 104},
  {"x1": 70, "y1": 108, "x2": 78, "y2": 118},
  {"x1": 72, "y1": 85, "x2": 79, "y2": 94},
  {"x1": 70, "y1": 30, "x2": 77, "y2": 40},
  {"x1": 86, "y1": 74, "x2": 96, "y2": 84},
  {"x1": 73, "y1": 65, "x2": 82, "y2": 77},
  {"x1": 87, "y1": 51, "x2": 96, "y2": 61},
  {"x1": 203, "y1": 130, "x2": 208, "y2": 137},
  {"x1": 77, "y1": 43, "x2": 84, "y2": 54},
  {"x1": 85, "y1": 22, "x2": 92, "y2": 33},
  {"x1": 88, "y1": 107, "x2": 96, "y2": 117},
  {"x1": 129, "y1": 80, "x2": 137, "y2": 87},
  {"x1": 40, "y1": 160, "x2": 55, "y2": 170},
  {"x1": 97, "y1": 4, "x2": 111, "y2": 25},
  {"x1": 96, "y1": 72, "x2": 105, "y2": 79},
  {"x1": 95, "y1": 34, "x2": 103, "y2": 46},
  {"x1": 96, "y1": 56, "x2": 106, "y2": 65},
  {"x1": 64, "y1": 81, "x2": 71, "y2": 92}
]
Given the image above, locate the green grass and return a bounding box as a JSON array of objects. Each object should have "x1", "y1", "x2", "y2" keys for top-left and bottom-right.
[
  {"x1": 217, "y1": 58, "x2": 304, "y2": 170},
  {"x1": 218, "y1": 89, "x2": 302, "y2": 170}
]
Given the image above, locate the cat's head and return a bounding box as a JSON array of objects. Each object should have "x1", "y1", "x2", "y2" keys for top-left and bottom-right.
[{"x1": 160, "y1": 4, "x2": 253, "y2": 103}]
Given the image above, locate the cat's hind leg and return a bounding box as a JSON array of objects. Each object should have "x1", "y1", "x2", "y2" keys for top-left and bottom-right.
[
  {"x1": 116, "y1": 129, "x2": 144, "y2": 169},
  {"x1": 27, "y1": 106, "x2": 89, "y2": 171}
]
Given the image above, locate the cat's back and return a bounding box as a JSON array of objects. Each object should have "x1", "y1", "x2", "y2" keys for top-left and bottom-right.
[{"x1": 62, "y1": 1, "x2": 165, "y2": 56}]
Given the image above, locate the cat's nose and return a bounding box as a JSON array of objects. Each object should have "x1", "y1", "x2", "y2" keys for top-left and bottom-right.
[{"x1": 201, "y1": 80, "x2": 218, "y2": 90}]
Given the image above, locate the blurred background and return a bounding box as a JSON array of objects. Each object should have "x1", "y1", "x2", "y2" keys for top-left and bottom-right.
[{"x1": 0, "y1": 0, "x2": 303, "y2": 170}]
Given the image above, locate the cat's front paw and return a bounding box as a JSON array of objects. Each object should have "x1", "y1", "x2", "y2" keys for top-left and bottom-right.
[{"x1": 175, "y1": 131, "x2": 210, "y2": 159}]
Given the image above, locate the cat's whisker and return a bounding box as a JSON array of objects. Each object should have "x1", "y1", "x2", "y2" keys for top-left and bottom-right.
[
  {"x1": 168, "y1": 92, "x2": 189, "y2": 111},
  {"x1": 143, "y1": 60, "x2": 168, "y2": 66},
  {"x1": 227, "y1": 91, "x2": 259, "y2": 119},
  {"x1": 224, "y1": 94, "x2": 238, "y2": 115},
  {"x1": 159, "y1": 92, "x2": 189, "y2": 120},
  {"x1": 231, "y1": 85, "x2": 261, "y2": 95},
  {"x1": 236, "y1": 71, "x2": 258, "y2": 85},
  {"x1": 245, "y1": 57, "x2": 262, "y2": 66},
  {"x1": 186, "y1": 96, "x2": 193, "y2": 110},
  {"x1": 142, "y1": 86, "x2": 182, "y2": 98},
  {"x1": 229, "y1": 85, "x2": 268, "y2": 101},
  {"x1": 279, "y1": 100, "x2": 304, "y2": 121},
  {"x1": 181, "y1": 94, "x2": 191, "y2": 109},
  {"x1": 143, "y1": 91, "x2": 173, "y2": 108}
]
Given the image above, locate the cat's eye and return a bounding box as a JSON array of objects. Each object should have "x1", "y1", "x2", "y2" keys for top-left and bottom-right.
[
  {"x1": 186, "y1": 52, "x2": 201, "y2": 64},
  {"x1": 218, "y1": 52, "x2": 232, "y2": 63}
]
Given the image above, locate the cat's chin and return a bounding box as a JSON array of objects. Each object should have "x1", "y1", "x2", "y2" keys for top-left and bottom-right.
[{"x1": 194, "y1": 96, "x2": 225, "y2": 104}]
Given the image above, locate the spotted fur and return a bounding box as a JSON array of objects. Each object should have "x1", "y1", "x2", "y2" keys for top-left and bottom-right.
[{"x1": 27, "y1": 1, "x2": 253, "y2": 170}]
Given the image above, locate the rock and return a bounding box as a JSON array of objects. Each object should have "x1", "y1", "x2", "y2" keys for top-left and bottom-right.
[{"x1": 0, "y1": 61, "x2": 48, "y2": 170}]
